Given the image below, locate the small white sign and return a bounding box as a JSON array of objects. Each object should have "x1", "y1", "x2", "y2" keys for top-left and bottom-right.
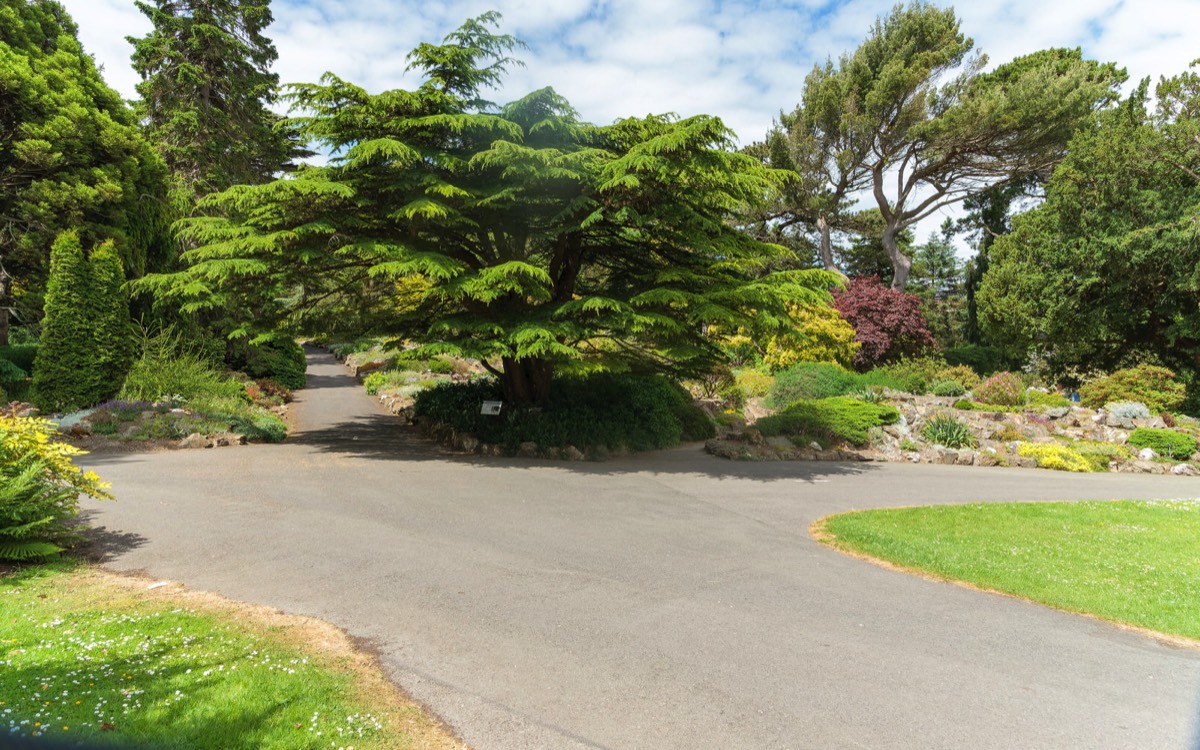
[{"x1": 481, "y1": 400, "x2": 503, "y2": 415}]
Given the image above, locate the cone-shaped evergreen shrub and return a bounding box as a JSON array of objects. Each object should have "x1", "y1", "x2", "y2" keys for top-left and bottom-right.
[
  {"x1": 91, "y1": 241, "x2": 133, "y2": 400},
  {"x1": 33, "y1": 232, "x2": 101, "y2": 412}
]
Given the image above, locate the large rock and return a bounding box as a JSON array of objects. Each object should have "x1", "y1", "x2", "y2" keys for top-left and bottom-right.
[
  {"x1": 1045, "y1": 406, "x2": 1070, "y2": 419},
  {"x1": 935, "y1": 448, "x2": 958, "y2": 465},
  {"x1": 1138, "y1": 447, "x2": 1157, "y2": 461},
  {"x1": 977, "y1": 452, "x2": 1002, "y2": 467},
  {"x1": 179, "y1": 432, "x2": 210, "y2": 449},
  {"x1": 1171, "y1": 463, "x2": 1198, "y2": 476}
]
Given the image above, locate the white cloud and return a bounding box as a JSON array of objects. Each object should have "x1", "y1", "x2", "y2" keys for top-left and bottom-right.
[
  {"x1": 59, "y1": 0, "x2": 1197, "y2": 139},
  {"x1": 52, "y1": 0, "x2": 1200, "y2": 247}
]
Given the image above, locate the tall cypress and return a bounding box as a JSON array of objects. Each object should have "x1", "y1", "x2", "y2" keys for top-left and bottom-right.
[
  {"x1": 91, "y1": 241, "x2": 132, "y2": 400},
  {"x1": 129, "y1": 0, "x2": 298, "y2": 197},
  {"x1": 33, "y1": 232, "x2": 99, "y2": 412}
]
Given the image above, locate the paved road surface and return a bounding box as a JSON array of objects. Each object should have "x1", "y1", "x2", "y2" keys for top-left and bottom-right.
[{"x1": 80, "y1": 348, "x2": 1200, "y2": 749}]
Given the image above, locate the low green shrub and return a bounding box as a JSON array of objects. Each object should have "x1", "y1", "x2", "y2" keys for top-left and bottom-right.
[
  {"x1": 756, "y1": 397, "x2": 900, "y2": 446},
  {"x1": 974, "y1": 371, "x2": 1025, "y2": 406},
  {"x1": 922, "y1": 413, "x2": 977, "y2": 449},
  {"x1": 1079, "y1": 364, "x2": 1186, "y2": 414},
  {"x1": 930, "y1": 380, "x2": 966, "y2": 397},
  {"x1": 935, "y1": 364, "x2": 982, "y2": 390},
  {"x1": 767, "y1": 362, "x2": 856, "y2": 407},
  {"x1": 1061, "y1": 439, "x2": 1131, "y2": 472},
  {"x1": 871, "y1": 356, "x2": 946, "y2": 394},
  {"x1": 428, "y1": 357, "x2": 456, "y2": 375},
  {"x1": 414, "y1": 373, "x2": 714, "y2": 455},
  {"x1": 1127, "y1": 428, "x2": 1197, "y2": 459},
  {"x1": 1025, "y1": 389, "x2": 1072, "y2": 409},
  {"x1": 228, "y1": 412, "x2": 288, "y2": 443},
  {"x1": 1017, "y1": 442, "x2": 1093, "y2": 472},
  {"x1": 1106, "y1": 401, "x2": 1150, "y2": 420}
]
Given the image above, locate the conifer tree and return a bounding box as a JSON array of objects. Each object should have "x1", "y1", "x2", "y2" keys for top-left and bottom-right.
[
  {"x1": 0, "y1": 0, "x2": 172, "y2": 345},
  {"x1": 129, "y1": 0, "x2": 298, "y2": 197},
  {"x1": 33, "y1": 232, "x2": 100, "y2": 412},
  {"x1": 143, "y1": 14, "x2": 837, "y2": 405},
  {"x1": 91, "y1": 241, "x2": 133, "y2": 399}
]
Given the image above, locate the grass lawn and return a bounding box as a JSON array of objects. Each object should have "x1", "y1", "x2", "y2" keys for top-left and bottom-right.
[
  {"x1": 1, "y1": 562, "x2": 461, "y2": 749},
  {"x1": 816, "y1": 499, "x2": 1200, "y2": 642}
]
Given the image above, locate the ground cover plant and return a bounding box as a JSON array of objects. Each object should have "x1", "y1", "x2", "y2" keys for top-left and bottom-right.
[
  {"x1": 1127, "y1": 428, "x2": 1198, "y2": 460},
  {"x1": 0, "y1": 563, "x2": 459, "y2": 749},
  {"x1": 817, "y1": 500, "x2": 1200, "y2": 641},
  {"x1": 1017, "y1": 442, "x2": 1093, "y2": 472},
  {"x1": 755, "y1": 397, "x2": 900, "y2": 446}
]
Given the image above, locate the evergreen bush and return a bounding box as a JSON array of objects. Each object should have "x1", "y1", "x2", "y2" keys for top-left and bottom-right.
[
  {"x1": 930, "y1": 380, "x2": 966, "y2": 397},
  {"x1": 1127, "y1": 428, "x2": 1197, "y2": 459},
  {"x1": 1105, "y1": 401, "x2": 1150, "y2": 420},
  {"x1": 1079, "y1": 365, "x2": 1186, "y2": 414},
  {"x1": 755, "y1": 397, "x2": 900, "y2": 446},
  {"x1": 33, "y1": 233, "x2": 102, "y2": 412},
  {"x1": 413, "y1": 373, "x2": 713, "y2": 455},
  {"x1": 767, "y1": 362, "x2": 857, "y2": 407},
  {"x1": 90, "y1": 241, "x2": 133, "y2": 401}
]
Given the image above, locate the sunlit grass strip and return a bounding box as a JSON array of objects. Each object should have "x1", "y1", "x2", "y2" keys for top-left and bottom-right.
[
  {"x1": 1, "y1": 563, "x2": 459, "y2": 749},
  {"x1": 817, "y1": 499, "x2": 1200, "y2": 642}
]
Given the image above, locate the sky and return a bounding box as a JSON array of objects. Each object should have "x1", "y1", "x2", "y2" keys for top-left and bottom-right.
[{"x1": 54, "y1": 0, "x2": 1200, "y2": 239}]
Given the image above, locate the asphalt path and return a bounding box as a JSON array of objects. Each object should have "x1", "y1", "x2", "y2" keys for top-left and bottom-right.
[{"x1": 79, "y1": 348, "x2": 1200, "y2": 749}]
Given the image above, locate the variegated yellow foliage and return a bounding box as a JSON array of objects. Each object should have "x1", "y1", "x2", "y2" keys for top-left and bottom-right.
[{"x1": 763, "y1": 304, "x2": 860, "y2": 372}]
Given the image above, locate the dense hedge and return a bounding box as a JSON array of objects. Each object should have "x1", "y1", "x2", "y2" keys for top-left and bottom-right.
[
  {"x1": 755, "y1": 397, "x2": 900, "y2": 446},
  {"x1": 413, "y1": 373, "x2": 714, "y2": 455}
]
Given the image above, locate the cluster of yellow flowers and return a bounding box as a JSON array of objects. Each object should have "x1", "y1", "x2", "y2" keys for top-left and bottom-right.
[{"x1": 0, "y1": 415, "x2": 113, "y2": 501}]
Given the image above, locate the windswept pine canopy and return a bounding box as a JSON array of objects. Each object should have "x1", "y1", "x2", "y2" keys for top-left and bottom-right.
[{"x1": 142, "y1": 13, "x2": 837, "y2": 404}]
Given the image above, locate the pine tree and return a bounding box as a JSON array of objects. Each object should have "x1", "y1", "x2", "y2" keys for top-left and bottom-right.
[
  {"x1": 129, "y1": 0, "x2": 297, "y2": 197},
  {"x1": 91, "y1": 241, "x2": 133, "y2": 400},
  {"x1": 33, "y1": 232, "x2": 100, "y2": 412}
]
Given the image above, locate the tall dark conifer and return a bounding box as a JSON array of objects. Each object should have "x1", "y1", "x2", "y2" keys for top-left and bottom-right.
[{"x1": 129, "y1": 0, "x2": 295, "y2": 197}]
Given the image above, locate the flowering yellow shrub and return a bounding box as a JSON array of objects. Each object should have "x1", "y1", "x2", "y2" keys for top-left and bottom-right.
[
  {"x1": 0, "y1": 416, "x2": 113, "y2": 501},
  {"x1": 1017, "y1": 442, "x2": 1093, "y2": 472},
  {"x1": 763, "y1": 304, "x2": 860, "y2": 372},
  {"x1": 1, "y1": 415, "x2": 112, "y2": 559}
]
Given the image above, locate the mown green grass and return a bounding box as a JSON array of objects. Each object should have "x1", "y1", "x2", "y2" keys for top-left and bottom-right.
[
  {"x1": 1, "y1": 563, "x2": 456, "y2": 749},
  {"x1": 819, "y1": 499, "x2": 1200, "y2": 641}
]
